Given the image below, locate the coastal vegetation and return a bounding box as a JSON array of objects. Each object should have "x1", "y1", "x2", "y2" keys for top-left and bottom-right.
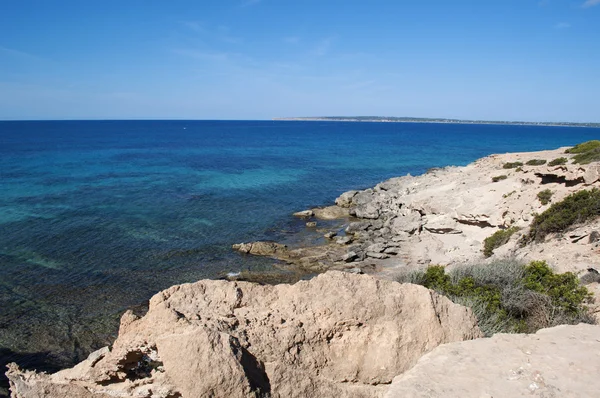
[
  {"x1": 483, "y1": 227, "x2": 520, "y2": 257},
  {"x1": 524, "y1": 188, "x2": 600, "y2": 243},
  {"x1": 566, "y1": 140, "x2": 600, "y2": 165},
  {"x1": 396, "y1": 260, "x2": 593, "y2": 336},
  {"x1": 503, "y1": 161, "x2": 524, "y2": 169},
  {"x1": 492, "y1": 175, "x2": 507, "y2": 182},
  {"x1": 537, "y1": 189, "x2": 553, "y2": 205},
  {"x1": 548, "y1": 157, "x2": 568, "y2": 166},
  {"x1": 526, "y1": 159, "x2": 547, "y2": 166}
]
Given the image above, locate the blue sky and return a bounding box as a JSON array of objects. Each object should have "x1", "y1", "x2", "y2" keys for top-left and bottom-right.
[{"x1": 0, "y1": 0, "x2": 599, "y2": 121}]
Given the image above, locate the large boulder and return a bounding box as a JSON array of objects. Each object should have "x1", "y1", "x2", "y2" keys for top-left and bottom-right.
[
  {"x1": 7, "y1": 272, "x2": 481, "y2": 398},
  {"x1": 385, "y1": 324, "x2": 600, "y2": 398}
]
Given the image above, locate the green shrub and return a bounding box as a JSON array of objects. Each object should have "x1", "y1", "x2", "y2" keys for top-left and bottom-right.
[
  {"x1": 492, "y1": 175, "x2": 507, "y2": 182},
  {"x1": 515, "y1": 166, "x2": 523, "y2": 172},
  {"x1": 524, "y1": 188, "x2": 600, "y2": 243},
  {"x1": 537, "y1": 189, "x2": 553, "y2": 205},
  {"x1": 503, "y1": 161, "x2": 524, "y2": 169},
  {"x1": 483, "y1": 227, "x2": 520, "y2": 257},
  {"x1": 523, "y1": 261, "x2": 592, "y2": 315},
  {"x1": 572, "y1": 148, "x2": 600, "y2": 165},
  {"x1": 395, "y1": 260, "x2": 594, "y2": 336},
  {"x1": 548, "y1": 157, "x2": 567, "y2": 166},
  {"x1": 526, "y1": 159, "x2": 547, "y2": 166},
  {"x1": 566, "y1": 140, "x2": 600, "y2": 164},
  {"x1": 565, "y1": 140, "x2": 600, "y2": 154}
]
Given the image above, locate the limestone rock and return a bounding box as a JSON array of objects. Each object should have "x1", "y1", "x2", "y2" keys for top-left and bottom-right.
[
  {"x1": 385, "y1": 324, "x2": 600, "y2": 398},
  {"x1": 324, "y1": 231, "x2": 337, "y2": 239},
  {"x1": 342, "y1": 251, "x2": 358, "y2": 262},
  {"x1": 335, "y1": 190, "x2": 359, "y2": 208},
  {"x1": 390, "y1": 211, "x2": 422, "y2": 235},
  {"x1": 312, "y1": 205, "x2": 350, "y2": 220},
  {"x1": 336, "y1": 236, "x2": 353, "y2": 245},
  {"x1": 233, "y1": 241, "x2": 288, "y2": 256},
  {"x1": 7, "y1": 272, "x2": 482, "y2": 398},
  {"x1": 293, "y1": 210, "x2": 314, "y2": 218}
]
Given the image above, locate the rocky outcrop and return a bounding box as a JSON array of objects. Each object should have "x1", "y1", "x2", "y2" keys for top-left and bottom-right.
[
  {"x1": 7, "y1": 272, "x2": 481, "y2": 398},
  {"x1": 385, "y1": 324, "x2": 600, "y2": 398}
]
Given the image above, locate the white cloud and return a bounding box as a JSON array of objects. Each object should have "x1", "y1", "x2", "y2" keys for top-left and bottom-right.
[
  {"x1": 583, "y1": 0, "x2": 600, "y2": 7},
  {"x1": 555, "y1": 22, "x2": 571, "y2": 29}
]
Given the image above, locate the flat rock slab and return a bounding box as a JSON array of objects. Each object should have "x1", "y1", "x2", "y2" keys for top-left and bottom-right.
[{"x1": 386, "y1": 323, "x2": 600, "y2": 398}]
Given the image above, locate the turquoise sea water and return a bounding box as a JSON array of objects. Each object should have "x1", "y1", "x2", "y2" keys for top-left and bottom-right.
[{"x1": 0, "y1": 120, "x2": 599, "y2": 392}]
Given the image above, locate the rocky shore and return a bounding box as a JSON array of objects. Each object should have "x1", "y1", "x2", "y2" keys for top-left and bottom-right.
[
  {"x1": 7, "y1": 145, "x2": 600, "y2": 397},
  {"x1": 232, "y1": 146, "x2": 600, "y2": 279}
]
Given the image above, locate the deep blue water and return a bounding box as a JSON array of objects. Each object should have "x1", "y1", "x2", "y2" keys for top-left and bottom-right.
[{"x1": 0, "y1": 120, "x2": 599, "y2": 391}]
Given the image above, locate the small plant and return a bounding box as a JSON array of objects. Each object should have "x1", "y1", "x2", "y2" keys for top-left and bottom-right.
[
  {"x1": 395, "y1": 260, "x2": 594, "y2": 336},
  {"x1": 537, "y1": 189, "x2": 553, "y2": 205},
  {"x1": 526, "y1": 159, "x2": 547, "y2": 166},
  {"x1": 515, "y1": 166, "x2": 523, "y2": 172},
  {"x1": 483, "y1": 227, "x2": 520, "y2": 257},
  {"x1": 503, "y1": 190, "x2": 516, "y2": 199},
  {"x1": 503, "y1": 161, "x2": 524, "y2": 169},
  {"x1": 492, "y1": 175, "x2": 508, "y2": 182},
  {"x1": 523, "y1": 188, "x2": 600, "y2": 243},
  {"x1": 548, "y1": 157, "x2": 568, "y2": 166}
]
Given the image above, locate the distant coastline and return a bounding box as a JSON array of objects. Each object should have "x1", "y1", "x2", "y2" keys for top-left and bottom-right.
[{"x1": 273, "y1": 116, "x2": 600, "y2": 128}]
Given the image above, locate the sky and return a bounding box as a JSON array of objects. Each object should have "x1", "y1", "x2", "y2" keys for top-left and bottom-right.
[{"x1": 0, "y1": 0, "x2": 599, "y2": 122}]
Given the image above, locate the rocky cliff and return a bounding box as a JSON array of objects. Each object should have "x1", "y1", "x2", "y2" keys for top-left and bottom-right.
[{"x1": 7, "y1": 272, "x2": 481, "y2": 397}]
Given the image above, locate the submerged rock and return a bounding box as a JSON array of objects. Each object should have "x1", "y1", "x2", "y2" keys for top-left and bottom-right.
[{"x1": 7, "y1": 272, "x2": 481, "y2": 398}]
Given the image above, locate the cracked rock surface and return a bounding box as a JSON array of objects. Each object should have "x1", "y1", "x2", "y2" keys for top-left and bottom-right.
[{"x1": 7, "y1": 272, "x2": 481, "y2": 398}]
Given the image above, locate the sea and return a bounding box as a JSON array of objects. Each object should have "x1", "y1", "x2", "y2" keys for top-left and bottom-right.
[{"x1": 0, "y1": 120, "x2": 598, "y2": 394}]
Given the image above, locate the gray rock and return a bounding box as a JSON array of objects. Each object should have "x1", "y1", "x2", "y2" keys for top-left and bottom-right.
[
  {"x1": 346, "y1": 267, "x2": 364, "y2": 274},
  {"x1": 352, "y1": 190, "x2": 375, "y2": 206},
  {"x1": 342, "y1": 251, "x2": 358, "y2": 262},
  {"x1": 369, "y1": 219, "x2": 384, "y2": 230},
  {"x1": 306, "y1": 221, "x2": 317, "y2": 228},
  {"x1": 354, "y1": 203, "x2": 380, "y2": 219},
  {"x1": 366, "y1": 243, "x2": 387, "y2": 253},
  {"x1": 324, "y1": 231, "x2": 337, "y2": 239},
  {"x1": 589, "y1": 230, "x2": 600, "y2": 244},
  {"x1": 293, "y1": 210, "x2": 314, "y2": 218},
  {"x1": 336, "y1": 236, "x2": 353, "y2": 245},
  {"x1": 366, "y1": 252, "x2": 389, "y2": 259},
  {"x1": 346, "y1": 221, "x2": 371, "y2": 234},
  {"x1": 335, "y1": 190, "x2": 359, "y2": 208},
  {"x1": 391, "y1": 211, "x2": 422, "y2": 235},
  {"x1": 384, "y1": 247, "x2": 400, "y2": 255}
]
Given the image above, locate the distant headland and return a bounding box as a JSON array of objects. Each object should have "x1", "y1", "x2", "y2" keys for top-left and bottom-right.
[{"x1": 274, "y1": 116, "x2": 600, "y2": 128}]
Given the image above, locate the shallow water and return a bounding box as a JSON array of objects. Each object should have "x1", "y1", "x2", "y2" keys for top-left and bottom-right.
[{"x1": 1, "y1": 120, "x2": 598, "y2": 393}]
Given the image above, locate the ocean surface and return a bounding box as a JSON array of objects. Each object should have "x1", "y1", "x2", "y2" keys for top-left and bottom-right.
[{"x1": 0, "y1": 120, "x2": 599, "y2": 393}]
